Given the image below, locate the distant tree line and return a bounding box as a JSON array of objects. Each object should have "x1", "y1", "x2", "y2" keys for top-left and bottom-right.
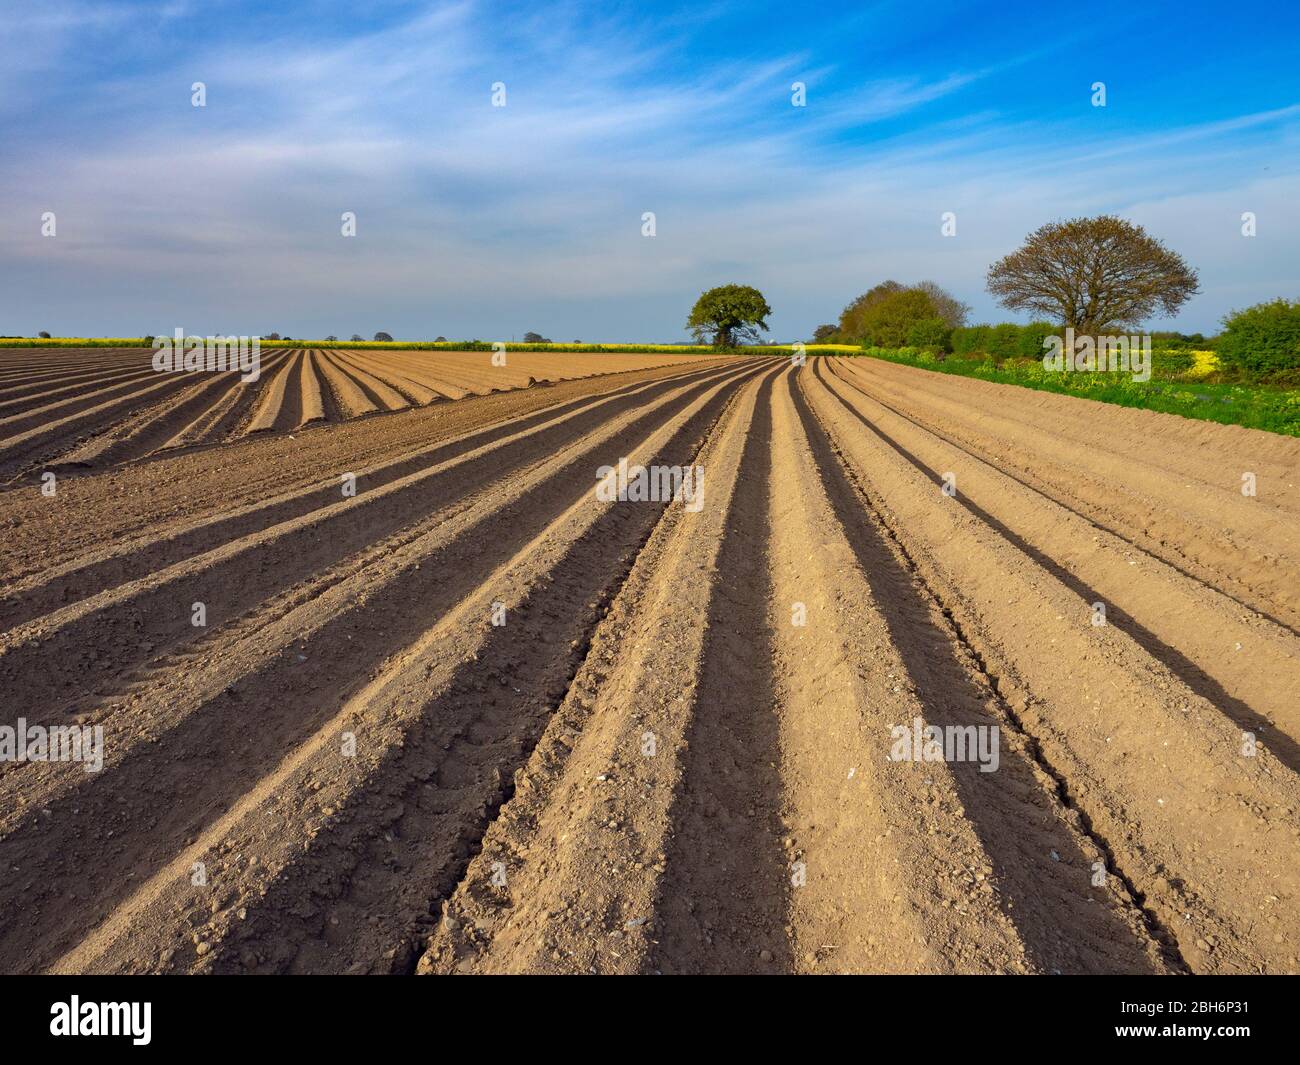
[{"x1": 801, "y1": 215, "x2": 1299, "y2": 378}]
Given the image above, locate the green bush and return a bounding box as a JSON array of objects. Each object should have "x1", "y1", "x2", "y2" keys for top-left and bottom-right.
[
  {"x1": 1017, "y1": 321, "x2": 1059, "y2": 359},
  {"x1": 1153, "y1": 350, "x2": 1195, "y2": 375},
  {"x1": 987, "y1": 323, "x2": 1022, "y2": 359},
  {"x1": 951, "y1": 325, "x2": 991, "y2": 355},
  {"x1": 905, "y1": 317, "x2": 952, "y2": 351},
  {"x1": 1216, "y1": 299, "x2": 1300, "y2": 375}
]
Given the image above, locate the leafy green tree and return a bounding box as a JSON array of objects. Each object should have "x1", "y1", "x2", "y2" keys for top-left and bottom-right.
[
  {"x1": 1216, "y1": 298, "x2": 1300, "y2": 375},
  {"x1": 838, "y1": 281, "x2": 906, "y2": 340},
  {"x1": 811, "y1": 324, "x2": 838, "y2": 343},
  {"x1": 839, "y1": 281, "x2": 967, "y2": 341},
  {"x1": 373, "y1": 332, "x2": 394, "y2": 342},
  {"x1": 987, "y1": 216, "x2": 1199, "y2": 333},
  {"x1": 686, "y1": 284, "x2": 772, "y2": 348},
  {"x1": 859, "y1": 289, "x2": 937, "y2": 348},
  {"x1": 905, "y1": 317, "x2": 952, "y2": 350},
  {"x1": 912, "y1": 282, "x2": 970, "y2": 329}
]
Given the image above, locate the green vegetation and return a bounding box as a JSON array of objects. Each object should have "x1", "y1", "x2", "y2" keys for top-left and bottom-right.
[
  {"x1": 832, "y1": 280, "x2": 968, "y2": 346},
  {"x1": 821, "y1": 214, "x2": 1295, "y2": 435},
  {"x1": 686, "y1": 284, "x2": 772, "y2": 348},
  {"x1": 1215, "y1": 298, "x2": 1300, "y2": 378},
  {"x1": 850, "y1": 344, "x2": 1300, "y2": 437}
]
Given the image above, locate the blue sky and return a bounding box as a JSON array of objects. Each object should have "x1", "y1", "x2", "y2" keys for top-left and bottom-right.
[{"x1": 2, "y1": 0, "x2": 1298, "y2": 340}]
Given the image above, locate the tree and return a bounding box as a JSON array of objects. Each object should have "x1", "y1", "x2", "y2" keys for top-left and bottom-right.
[
  {"x1": 325, "y1": 335, "x2": 338, "y2": 342},
  {"x1": 373, "y1": 332, "x2": 393, "y2": 342},
  {"x1": 811, "y1": 324, "x2": 837, "y2": 343},
  {"x1": 838, "y1": 281, "x2": 905, "y2": 340},
  {"x1": 38, "y1": 331, "x2": 51, "y2": 338},
  {"x1": 859, "y1": 289, "x2": 938, "y2": 348},
  {"x1": 987, "y1": 216, "x2": 1199, "y2": 333},
  {"x1": 839, "y1": 281, "x2": 967, "y2": 341},
  {"x1": 1215, "y1": 298, "x2": 1300, "y2": 375},
  {"x1": 350, "y1": 334, "x2": 364, "y2": 342},
  {"x1": 686, "y1": 284, "x2": 771, "y2": 348},
  {"x1": 912, "y1": 281, "x2": 970, "y2": 329},
  {"x1": 435, "y1": 336, "x2": 447, "y2": 342}
]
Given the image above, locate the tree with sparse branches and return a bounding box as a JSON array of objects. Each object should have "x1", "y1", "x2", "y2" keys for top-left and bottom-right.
[
  {"x1": 986, "y1": 216, "x2": 1199, "y2": 333},
  {"x1": 686, "y1": 284, "x2": 771, "y2": 348}
]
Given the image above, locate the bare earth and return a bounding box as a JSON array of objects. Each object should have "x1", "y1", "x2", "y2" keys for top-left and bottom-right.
[
  {"x1": 0, "y1": 346, "x2": 711, "y2": 482},
  {"x1": 1, "y1": 353, "x2": 1296, "y2": 975}
]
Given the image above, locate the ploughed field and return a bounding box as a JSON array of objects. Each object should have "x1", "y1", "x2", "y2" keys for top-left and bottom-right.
[
  {"x1": 1, "y1": 354, "x2": 1297, "y2": 975},
  {"x1": 0, "y1": 346, "x2": 708, "y2": 482}
]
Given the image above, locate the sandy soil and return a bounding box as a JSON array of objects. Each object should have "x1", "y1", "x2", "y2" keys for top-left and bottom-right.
[
  {"x1": 0, "y1": 347, "x2": 715, "y2": 481},
  {"x1": 1, "y1": 354, "x2": 1295, "y2": 975}
]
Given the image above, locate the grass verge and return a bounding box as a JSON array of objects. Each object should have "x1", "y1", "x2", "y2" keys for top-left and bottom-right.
[{"x1": 849, "y1": 346, "x2": 1300, "y2": 437}]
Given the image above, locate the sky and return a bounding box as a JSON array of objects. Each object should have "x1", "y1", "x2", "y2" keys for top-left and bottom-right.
[{"x1": 2, "y1": 0, "x2": 1298, "y2": 341}]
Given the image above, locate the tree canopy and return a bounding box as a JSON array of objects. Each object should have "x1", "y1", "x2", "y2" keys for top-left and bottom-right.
[
  {"x1": 838, "y1": 281, "x2": 967, "y2": 341},
  {"x1": 686, "y1": 284, "x2": 772, "y2": 348},
  {"x1": 986, "y1": 216, "x2": 1199, "y2": 333},
  {"x1": 856, "y1": 289, "x2": 939, "y2": 348}
]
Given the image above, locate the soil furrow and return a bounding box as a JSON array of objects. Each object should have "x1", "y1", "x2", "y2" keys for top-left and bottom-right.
[
  {"x1": 0, "y1": 364, "x2": 763, "y2": 732},
  {"x1": 805, "y1": 358, "x2": 1300, "y2": 973},
  {"x1": 30, "y1": 360, "x2": 762, "y2": 974}
]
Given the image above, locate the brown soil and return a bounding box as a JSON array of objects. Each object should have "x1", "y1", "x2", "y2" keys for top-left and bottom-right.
[
  {"x1": 1, "y1": 354, "x2": 1295, "y2": 975},
  {"x1": 0, "y1": 347, "x2": 716, "y2": 482}
]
